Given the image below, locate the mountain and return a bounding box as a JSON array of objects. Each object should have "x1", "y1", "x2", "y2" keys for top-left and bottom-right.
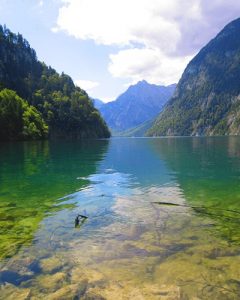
[
  {"x1": 0, "y1": 25, "x2": 110, "y2": 141},
  {"x1": 148, "y1": 18, "x2": 240, "y2": 137},
  {"x1": 92, "y1": 98, "x2": 104, "y2": 109},
  {"x1": 112, "y1": 119, "x2": 155, "y2": 137},
  {"x1": 99, "y1": 81, "x2": 176, "y2": 133}
]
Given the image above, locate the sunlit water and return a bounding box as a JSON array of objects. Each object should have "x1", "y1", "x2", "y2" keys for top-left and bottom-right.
[{"x1": 1, "y1": 137, "x2": 240, "y2": 299}]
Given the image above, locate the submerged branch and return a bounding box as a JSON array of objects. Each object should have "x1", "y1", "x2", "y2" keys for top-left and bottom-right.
[{"x1": 151, "y1": 201, "x2": 240, "y2": 223}]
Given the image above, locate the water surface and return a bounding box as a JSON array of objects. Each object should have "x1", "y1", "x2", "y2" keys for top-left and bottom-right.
[{"x1": 1, "y1": 137, "x2": 240, "y2": 299}]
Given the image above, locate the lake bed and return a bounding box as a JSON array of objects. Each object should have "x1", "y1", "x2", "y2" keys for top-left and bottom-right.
[{"x1": 1, "y1": 137, "x2": 240, "y2": 299}]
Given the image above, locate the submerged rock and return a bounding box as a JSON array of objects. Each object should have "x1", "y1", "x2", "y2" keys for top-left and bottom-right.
[
  {"x1": 37, "y1": 272, "x2": 67, "y2": 291},
  {"x1": 81, "y1": 292, "x2": 106, "y2": 300},
  {"x1": 45, "y1": 283, "x2": 86, "y2": 300},
  {"x1": 81, "y1": 281, "x2": 181, "y2": 300},
  {"x1": 71, "y1": 267, "x2": 103, "y2": 284},
  {"x1": 39, "y1": 256, "x2": 63, "y2": 274},
  {"x1": 0, "y1": 283, "x2": 30, "y2": 300},
  {"x1": 145, "y1": 284, "x2": 181, "y2": 299}
]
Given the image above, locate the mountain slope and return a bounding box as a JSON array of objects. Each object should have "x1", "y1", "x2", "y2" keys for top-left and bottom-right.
[
  {"x1": 0, "y1": 25, "x2": 110, "y2": 140},
  {"x1": 112, "y1": 118, "x2": 155, "y2": 137},
  {"x1": 99, "y1": 81, "x2": 176, "y2": 132},
  {"x1": 92, "y1": 98, "x2": 104, "y2": 109},
  {"x1": 148, "y1": 18, "x2": 240, "y2": 137}
]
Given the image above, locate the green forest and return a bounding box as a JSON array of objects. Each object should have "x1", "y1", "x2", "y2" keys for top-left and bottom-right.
[{"x1": 0, "y1": 25, "x2": 110, "y2": 141}]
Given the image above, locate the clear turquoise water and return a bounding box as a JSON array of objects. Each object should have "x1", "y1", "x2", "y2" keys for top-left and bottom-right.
[{"x1": 1, "y1": 137, "x2": 240, "y2": 299}]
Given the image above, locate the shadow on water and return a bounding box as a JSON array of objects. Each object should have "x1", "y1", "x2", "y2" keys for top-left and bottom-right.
[{"x1": 0, "y1": 139, "x2": 109, "y2": 260}]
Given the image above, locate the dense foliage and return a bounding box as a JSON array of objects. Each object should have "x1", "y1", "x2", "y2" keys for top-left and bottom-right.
[
  {"x1": 0, "y1": 89, "x2": 48, "y2": 140},
  {"x1": 0, "y1": 25, "x2": 110, "y2": 140},
  {"x1": 147, "y1": 18, "x2": 240, "y2": 136}
]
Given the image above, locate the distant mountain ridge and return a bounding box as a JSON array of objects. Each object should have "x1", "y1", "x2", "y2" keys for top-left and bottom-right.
[
  {"x1": 99, "y1": 80, "x2": 176, "y2": 133},
  {"x1": 92, "y1": 98, "x2": 104, "y2": 109},
  {"x1": 148, "y1": 18, "x2": 240, "y2": 137}
]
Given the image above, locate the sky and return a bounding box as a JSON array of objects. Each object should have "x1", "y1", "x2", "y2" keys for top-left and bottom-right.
[{"x1": 0, "y1": 0, "x2": 240, "y2": 102}]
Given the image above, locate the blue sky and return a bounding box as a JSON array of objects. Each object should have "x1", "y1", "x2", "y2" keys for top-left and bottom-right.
[{"x1": 1, "y1": 0, "x2": 240, "y2": 101}]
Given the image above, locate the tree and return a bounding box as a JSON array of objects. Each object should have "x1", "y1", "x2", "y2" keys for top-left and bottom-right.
[
  {"x1": 0, "y1": 89, "x2": 48, "y2": 140},
  {"x1": 0, "y1": 25, "x2": 110, "y2": 140}
]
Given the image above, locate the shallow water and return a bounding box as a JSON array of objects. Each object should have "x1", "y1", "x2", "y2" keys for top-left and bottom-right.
[{"x1": 1, "y1": 137, "x2": 240, "y2": 299}]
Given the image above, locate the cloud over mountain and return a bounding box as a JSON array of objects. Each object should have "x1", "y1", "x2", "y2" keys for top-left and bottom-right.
[{"x1": 54, "y1": 0, "x2": 240, "y2": 85}]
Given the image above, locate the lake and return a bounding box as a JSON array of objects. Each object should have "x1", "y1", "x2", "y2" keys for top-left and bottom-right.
[{"x1": 1, "y1": 137, "x2": 240, "y2": 299}]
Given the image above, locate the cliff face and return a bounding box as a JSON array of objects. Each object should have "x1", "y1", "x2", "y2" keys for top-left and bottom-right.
[{"x1": 148, "y1": 18, "x2": 240, "y2": 137}]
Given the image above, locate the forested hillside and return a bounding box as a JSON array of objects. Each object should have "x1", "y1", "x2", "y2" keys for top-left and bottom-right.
[
  {"x1": 148, "y1": 18, "x2": 240, "y2": 137},
  {"x1": 0, "y1": 25, "x2": 110, "y2": 140}
]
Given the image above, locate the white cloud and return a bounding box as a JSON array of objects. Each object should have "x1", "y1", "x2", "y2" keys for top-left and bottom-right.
[
  {"x1": 54, "y1": 0, "x2": 185, "y2": 53},
  {"x1": 74, "y1": 79, "x2": 99, "y2": 92},
  {"x1": 55, "y1": 0, "x2": 240, "y2": 84},
  {"x1": 109, "y1": 48, "x2": 193, "y2": 85}
]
